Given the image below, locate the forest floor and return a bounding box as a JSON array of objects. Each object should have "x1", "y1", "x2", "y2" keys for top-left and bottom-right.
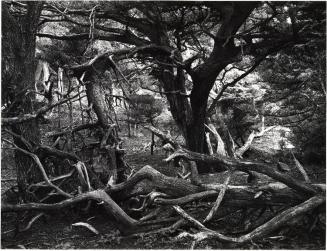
[{"x1": 1, "y1": 133, "x2": 325, "y2": 249}]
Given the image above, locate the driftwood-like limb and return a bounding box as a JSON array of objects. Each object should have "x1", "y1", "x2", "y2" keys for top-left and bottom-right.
[
  {"x1": 132, "y1": 219, "x2": 186, "y2": 237},
  {"x1": 235, "y1": 131, "x2": 256, "y2": 158},
  {"x1": 28, "y1": 170, "x2": 75, "y2": 190},
  {"x1": 235, "y1": 126, "x2": 275, "y2": 158},
  {"x1": 3, "y1": 139, "x2": 73, "y2": 198},
  {"x1": 107, "y1": 165, "x2": 203, "y2": 197},
  {"x1": 205, "y1": 132, "x2": 214, "y2": 155},
  {"x1": 155, "y1": 191, "x2": 218, "y2": 205},
  {"x1": 173, "y1": 206, "x2": 207, "y2": 229},
  {"x1": 205, "y1": 123, "x2": 227, "y2": 156},
  {"x1": 292, "y1": 152, "x2": 310, "y2": 182},
  {"x1": 75, "y1": 161, "x2": 92, "y2": 191},
  {"x1": 20, "y1": 213, "x2": 45, "y2": 232},
  {"x1": 72, "y1": 222, "x2": 99, "y2": 235},
  {"x1": 108, "y1": 165, "x2": 322, "y2": 206},
  {"x1": 143, "y1": 125, "x2": 180, "y2": 149},
  {"x1": 176, "y1": 196, "x2": 325, "y2": 243},
  {"x1": 144, "y1": 125, "x2": 202, "y2": 185},
  {"x1": 165, "y1": 148, "x2": 318, "y2": 196},
  {"x1": 203, "y1": 172, "x2": 232, "y2": 223},
  {"x1": 2, "y1": 189, "x2": 138, "y2": 234}
]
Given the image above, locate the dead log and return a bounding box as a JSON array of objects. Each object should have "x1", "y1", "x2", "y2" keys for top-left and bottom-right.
[{"x1": 165, "y1": 148, "x2": 319, "y2": 196}]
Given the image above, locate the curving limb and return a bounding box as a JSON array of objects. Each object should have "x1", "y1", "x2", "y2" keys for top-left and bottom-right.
[
  {"x1": 165, "y1": 148, "x2": 319, "y2": 196},
  {"x1": 3, "y1": 139, "x2": 73, "y2": 198},
  {"x1": 176, "y1": 196, "x2": 325, "y2": 243}
]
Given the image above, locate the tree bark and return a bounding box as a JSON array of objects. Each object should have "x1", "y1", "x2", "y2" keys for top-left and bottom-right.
[{"x1": 2, "y1": 3, "x2": 43, "y2": 197}]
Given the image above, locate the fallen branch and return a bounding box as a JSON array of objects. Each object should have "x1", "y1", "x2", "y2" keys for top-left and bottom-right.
[
  {"x1": 3, "y1": 139, "x2": 73, "y2": 198},
  {"x1": 20, "y1": 213, "x2": 45, "y2": 232},
  {"x1": 144, "y1": 125, "x2": 202, "y2": 184},
  {"x1": 165, "y1": 148, "x2": 319, "y2": 196},
  {"x1": 107, "y1": 165, "x2": 203, "y2": 197},
  {"x1": 72, "y1": 222, "x2": 99, "y2": 235},
  {"x1": 292, "y1": 152, "x2": 310, "y2": 182},
  {"x1": 2, "y1": 189, "x2": 138, "y2": 235},
  {"x1": 143, "y1": 125, "x2": 180, "y2": 149},
  {"x1": 235, "y1": 125, "x2": 275, "y2": 158},
  {"x1": 203, "y1": 172, "x2": 232, "y2": 223},
  {"x1": 176, "y1": 196, "x2": 325, "y2": 243},
  {"x1": 205, "y1": 132, "x2": 214, "y2": 155}
]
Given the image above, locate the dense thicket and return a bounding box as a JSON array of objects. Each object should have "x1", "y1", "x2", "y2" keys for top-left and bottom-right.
[{"x1": 1, "y1": 1, "x2": 325, "y2": 248}]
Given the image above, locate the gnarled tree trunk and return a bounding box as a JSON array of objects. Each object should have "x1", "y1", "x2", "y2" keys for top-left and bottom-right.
[{"x1": 2, "y1": 3, "x2": 43, "y2": 197}]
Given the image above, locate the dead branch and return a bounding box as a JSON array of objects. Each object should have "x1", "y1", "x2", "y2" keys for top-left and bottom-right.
[
  {"x1": 20, "y1": 213, "x2": 45, "y2": 232},
  {"x1": 3, "y1": 139, "x2": 73, "y2": 198},
  {"x1": 203, "y1": 172, "x2": 232, "y2": 223},
  {"x1": 173, "y1": 205, "x2": 207, "y2": 229},
  {"x1": 176, "y1": 196, "x2": 325, "y2": 243},
  {"x1": 107, "y1": 165, "x2": 203, "y2": 197},
  {"x1": 205, "y1": 123, "x2": 227, "y2": 156},
  {"x1": 45, "y1": 122, "x2": 99, "y2": 138},
  {"x1": 28, "y1": 170, "x2": 75, "y2": 190},
  {"x1": 143, "y1": 125, "x2": 201, "y2": 184},
  {"x1": 235, "y1": 118, "x2": 276, "y2": 158},
  {"x1": 205, "y1": 132, "x2": 214, "y2": 155},
  {"x1": 108, "y1": 165, "x2": 318, "y2": 207},
  {"x1": 143, "y1": 125, "x2": 180, "y2": 149},
  {"x1": 165, "y1": 148, "x2": 319, "y2": 196},
  {"x1": 2, "y1": 92, "x2": 84, "y2": 126},
  {"x1": 292, "y1": 152, "x2": 311, "y2": 182},
  {"x1": 2, "y1": 189, "x2": 138, "y2": 234}
]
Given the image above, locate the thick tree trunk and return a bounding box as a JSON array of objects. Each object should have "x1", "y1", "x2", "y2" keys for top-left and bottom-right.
[
  {"x1": 85, "y1": 76, "x2": 112, "y2": 129},
  {"x1": 2, "y1": 3, "x2": 43, "y2": 197},
  {"x1": 85, "y1": 77, "x2": 119, "y2": 183},
  {"x1": 154, "y1": 3, "x2": 256, "y2": 173},
  {"x1": 156, "y1": 56, "x2": 210, "y2": 172}
]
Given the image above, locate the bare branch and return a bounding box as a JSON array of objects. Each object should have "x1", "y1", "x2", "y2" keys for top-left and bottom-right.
[
  {"x1": 2, "y1": 92, "x2": 84, "y2": 126},
  {"x1": 165, "y1": 148, "x2": 319, "y2": 196},
  {"x1": 203, "y1": 172, "x2": 232, "y2": 223},
  {"x1": 292, "y1": 152, "x2": 311, "y2": 182},
  {"x1": 2, "y1": 139, "x2": 73, "y2": 198}
]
